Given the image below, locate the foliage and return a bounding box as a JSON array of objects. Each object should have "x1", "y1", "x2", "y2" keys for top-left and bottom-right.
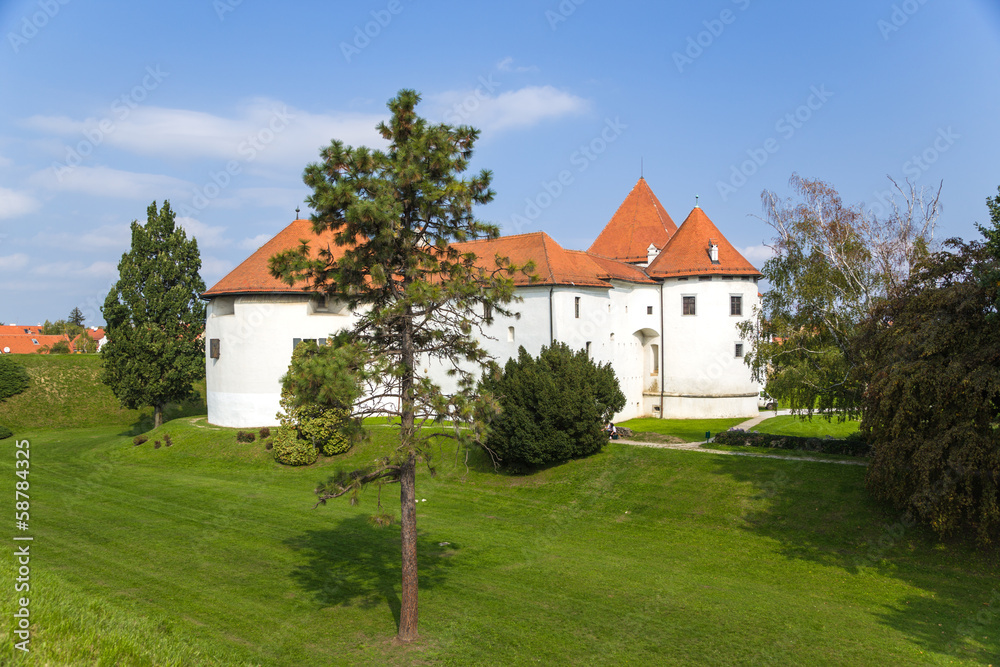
[
  {"x1": 40, "y1": 318, "x2": 83, "y2": 337},
  {"x1": 74, "y1": 329, "x2": 99, "y2": 354},
  {"x1": 857, "y1": 231, "x2": 1000, "y2": 546},
  {"x1": 69, "y1": 307, "x2": 86, "y2": 327},
  {"x1": 480, "y1": 342, "x2": 626, "y2": 468},
  {"x1": 0, "y1": 425, "x2": 12, "y2": 440},
  {"x1": 0, "y1": 355, "x2": 30, "y2": 401},
  {"x1": 740, "y1": 174, "x2": 939, "y2": 418},
  {"x1": 235, "y1": 430, "x2": 256, "y2": 443},
  {"x1": 101, "y1": 200, "x2": 206, "y2": 429},
  {"x1": 271, "y1": 426, "x2": 318, "y2": 466},
  {"x1": 713, "y1": 428, "x2": 871, "y2": 457},
  {"x1": 46, "y1": 339, "x2": 72, "y2": 354},
  {"x1": 133, "y1": 435, "x2": 148, "y2": 446},
  {"x1": 278, "y1": 344, "x2": 355, "y2": 456},
  {"x1": 258, "y1": 426, "x2": 271, "y2": 439},
  {"x1": 269, "y1": 89, "x2": 522, "y2": 641}
]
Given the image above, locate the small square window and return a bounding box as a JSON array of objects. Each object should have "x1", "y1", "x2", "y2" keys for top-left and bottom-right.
[
  {"x1": 682, "y1": 296, "x2": 696, "y2": 316},
  {"x1": 730, "y1": 296, "x2": 743, "y2": 316},
  {"x1": 735, "y1": 343, "x2": 744, "y2": 358},
  {"x1": 646, "y1": 306, "x2": 653, "y2": 315},
  {"x1": 585, "y1": 341, "x2": 592, "y2": 356},
  {"x1": 508, "y1": 326, "x2": 515, "y2": 342},
  {"x1": 699, "y1": 275, "x2": 712, "y2": 282},
  {"x1": 210, "y1": 338, "x2": 220, "y2": 359}
]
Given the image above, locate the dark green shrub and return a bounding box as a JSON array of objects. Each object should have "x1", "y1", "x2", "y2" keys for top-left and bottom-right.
[
  {"x1": 278, "y1": 389, "x2": 351, "y2": 456},
  {"x1": 236, "y1": 430, "x2": 256, "y2": 443},
  {"x1": 164, "y1": 434, "x2": 173, "y2": 447},
  {"x1": 272, "y1": 426, "x2": 317, "y2": 466},
  {"x1": 0, "y1": 356, "x2": 30, "y2": 401},
  {"x1": 258, "y1": 426, "x2": 271, "y2": 439},
  {"x1": 154, "y1": 440, "x2": 161, "y2": 449},
  {"x1": 712, "y1": 429, "x2": 870, "y2": 457},
  {"x1": 264, "y1": 440, "x2": 273, "y2": 450},
  {"x1": 0, "y1": 425, "x2": 12, "y2": 440},
  {"x1": 480, "y1": 342, "x2": 626, "y2": 468},
  {"x1": 133, "y1": 435, "x2": 148, "y2": 446}
]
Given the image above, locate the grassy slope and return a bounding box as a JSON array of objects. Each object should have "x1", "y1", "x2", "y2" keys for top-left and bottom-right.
[
  {"x1": 1, "y1": 419, "x2": 997, "y2": 665},
  {"x1": 753, "y1": 414, "x2": 861, "y2": 439},
  {"x1": 0, "y1": 354, "x2": 205, "y2": 434},
  {"x1": 618, "y1": 417, "x2": 746, "y2": 442}
]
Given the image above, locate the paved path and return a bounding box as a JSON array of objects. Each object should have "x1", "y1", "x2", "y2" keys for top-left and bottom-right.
[{"x1": 616, "y1": 410, "x2": 868, "y2": 466}]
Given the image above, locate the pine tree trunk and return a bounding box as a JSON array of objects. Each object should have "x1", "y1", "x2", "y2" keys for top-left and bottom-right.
[
  {"x1": 153, "y1": 404, "x2": 164, "y2": 429},
  {"x1": 397, "y1": 302, "x2": 419, "y2": 642},
  {"x1": 398, "y1": 452, "x2": 418, "y2": 642}
]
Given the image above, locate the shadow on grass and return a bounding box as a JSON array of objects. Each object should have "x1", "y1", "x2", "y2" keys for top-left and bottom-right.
[
  {"x1": 706, "y1": 454, "x2": 1000, "y2": 663},
  {"x1": 284, "y1": 513, "x2": 458, "y2": 629}
]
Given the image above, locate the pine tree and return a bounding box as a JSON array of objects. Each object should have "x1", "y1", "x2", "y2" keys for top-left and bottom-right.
[
  {"x1": 270, "y1": 90, "x2": 521, "y2": 642},
  {"x1": 101, "y1": 201, "x2": 206, "y2": 429},
  {"x1": 68, "y1": 307, "x2": 85, "y2": 327}
]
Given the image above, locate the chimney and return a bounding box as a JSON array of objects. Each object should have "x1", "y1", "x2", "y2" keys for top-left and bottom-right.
[{"x1": 709, "y1": 240, "x2": 719, "y2": 263}]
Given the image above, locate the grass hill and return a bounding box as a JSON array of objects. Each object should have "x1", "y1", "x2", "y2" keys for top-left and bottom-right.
[
  {"x1": 0, "y1": 418, "x2": 996, "y2": 665},
  {"x1": 0, "y1": 354, "x2": 205, "y2": 434}
]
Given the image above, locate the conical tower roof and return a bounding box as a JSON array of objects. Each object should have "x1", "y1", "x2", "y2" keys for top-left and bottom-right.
[
  {"x1": 646, "y1": 206, "x2": 759, "y2": 278},
  {"x1": 587, "y1": 177, "x2": 677, "y2": 263}
]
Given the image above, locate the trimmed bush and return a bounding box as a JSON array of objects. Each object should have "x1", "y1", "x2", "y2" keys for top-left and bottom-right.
[
  {"x1": 164, "y1": 434, "x2": 173, "y2": 447},
  {"x1": 713, "y1": 429, "x2": 870, "y2": 457},
  {"x1": 258, "y1": 426, "x2": 271, "y2": 439},
  {"x1": 0, "y1": 356, "x2": 30, "y2": 401},
  {"x1": 272, "y1": 426, "x2": 318, "y2": 466},
  {"x1": 154, "y1": 441, "x2": 162, "y2": 449},
  {"x1": 277, "y1": 388, "x2": 352, "y2": 457},
  {"x1": 133, "y1": 435, "x2": 148, "y2": 446},
  {"x1": 0, "y1": 425, "x2": 12, "y2": 440},
  {"x1": 480, "y1": 342, "x2": 627, "y2": 469},
  {"x1": 236, "y1": 430, "x2": 256, "y2": 443}
]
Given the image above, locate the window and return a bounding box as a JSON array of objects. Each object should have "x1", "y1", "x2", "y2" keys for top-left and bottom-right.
[
  {"x1": 678, "y1": 277, "x2": 688, "y2": 282},
  {"x1": 682, "y1": 296, "x2": 696, "y2": 316},
  {"x1": 574, "y1": 296, "x2": 580, "y2": 318},
  {"x1": 723, "y1": 275, "x2": 733, "y2": 281},
  {"x1": 651, "y1": 344, "x2": 659, "y2": 375},
  {"x1": 699, "y1": 275, "x2": 712, "y2": 282},
  {"x1": 31, "y1": 338, "x2": 38, "y2": 345},
  {"x1": 735, "y1": 343, "x2": 744, "y2": 358},
  {"x1": 507, "y1": 326, "x2": 514, "y2": 342},
  {"x1": 730, "y1": 295, "x2": 742, "y2": 316},
  {"x1": 484, "y1": 303, "x2": 493, "y2": 322},
  {"x1": 210, "y1": 338, "x2": 220, "y2": 359},
  {"x1": 646, "y1": 306, "x2": 653, "y2": 315},
  {"x1": 585, "y1": 341, "x2": 591, "y2": 356}
]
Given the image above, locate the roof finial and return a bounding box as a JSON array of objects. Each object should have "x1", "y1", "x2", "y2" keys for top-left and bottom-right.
[
  {"x1": 695, "y1": 195, "x2": 699, "y2": 209},
  {"x1": 640, "y1": 157, "x2": 643, "y2": 179},
  {"x1": 295, "y1": 206, "x2": 301, "y2": 219}
]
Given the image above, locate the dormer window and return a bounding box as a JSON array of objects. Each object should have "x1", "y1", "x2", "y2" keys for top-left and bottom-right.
[
  {"x1": 709, "y1": 240, "x2": 720, "y2": 264},
  {"x1": 646, "y1": 243, "x2": 659, "y2": 265}
]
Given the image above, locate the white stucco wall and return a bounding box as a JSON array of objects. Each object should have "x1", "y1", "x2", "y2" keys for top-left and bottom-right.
[
  {"x1": 205, "y1": 294, "x2": 356, "y2": 427},
  {"x1": 659, "y1": 275, "x2": 760, "y2": 418}
]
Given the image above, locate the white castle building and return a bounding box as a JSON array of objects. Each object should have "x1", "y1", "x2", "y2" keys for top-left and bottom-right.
[{"x1": 202, "y1": 178, "x2": 762, "y2": 427}]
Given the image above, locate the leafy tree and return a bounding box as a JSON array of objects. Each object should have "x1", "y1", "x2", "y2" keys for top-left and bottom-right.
[
  {"x1": 68, "y1": 307, "x2": 85, "y2": 328},
  {"x1": 857, "y1": 232, "x2": 1000, "y2": 545},
  {"x1": 45, "y1": 339, "x2": 71, "y2": 354},
  {"x1": 0, "y1": 356, "x2": 30, "y2": 401},
  {"x1": 74, "y1": 329, "x2": 98, "y2": 354},
  {"x1": 480, "y1": 342, "x2": 626, "y2": 469},
  {"x1": 40, "y1": 318, "x2": 83, "y2": 337},
  {"x1": 739, "y1": 174, "x2": 939, "y2": 417},
  {"x1": 101, "y1": 201, "x2": 206, "y2": 429},
  {"x1": 277, "y1": 343, "x2": 353, "y2": 458},
  {"x1": 269, "y1": 90, "x2": 520, "y2": 642}
]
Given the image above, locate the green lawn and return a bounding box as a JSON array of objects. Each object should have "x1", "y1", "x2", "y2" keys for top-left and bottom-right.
[
  {"x1": 1, "y1": 418, "x2": 997, "y2": 665},
  {"x1": 752, "y1": 414, "x2": 861, "y2": 439},
  {"x1": 618, "y1": 417, "x2": 747, "y2": 442}
]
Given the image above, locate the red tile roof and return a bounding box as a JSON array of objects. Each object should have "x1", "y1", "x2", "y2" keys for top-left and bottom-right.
[
  {"x1": 646, "y1": 207, "x2": 759, "y2": 278},
  {"x1": 452, "y1": 232, "x2": 610, "y2": 287},
  {"x1": 588, "y1": 177, "x2": 677, "y2": 263},
  {"x1": 0, "y1": 325, "x2": 42, "y2": 336},
  {"x1": 0, "y1": 334, "x2": 72, "y2": 354},
  {"x1": 203, "y1": 219, "x2": 348, "y2": 297},
  {"x1": 583, "y1": 252, "x2": 656, "y2": 284}
]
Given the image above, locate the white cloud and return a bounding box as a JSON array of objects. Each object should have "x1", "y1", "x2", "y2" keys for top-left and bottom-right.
[
  {"x1": 239, "y1": 233, "x2": 272, "y2": 250},
  {"x1": 76, "y1": 261, "x2": 118, "y2": 279},
  {"x1": 200, "y1": 256, "x2": 234, "y2": 283},
  {"x1": 738, "y1": 244, "x2": 774, "y2": 265},
  {"x1": 29, "y1": 259, "x2": 118, "y2": 280},
  {"x1": 29, "y1": 165, "x2": 192, "y2": 200},
  {"x1": 0, "y1": 187, "x2": 40, "y2": 219},
  {"x1": 31, "y1": 224, "x2": 130, "y2": 251},
  {"x1": 24, "y1": 99, "x2": 387, "y2": 169},
  {"x1": 0, "y1": 253, "x2": 29, "y2": 271},
  {"x1": 431, "y1": 85, "x2": 588, "y2": 134},
  {"x1": 496, "y1": 57, "x2": 539, "y2": 73},
  {"x1": 176, "y1": 216, "x2": 228, "y2": 249}
]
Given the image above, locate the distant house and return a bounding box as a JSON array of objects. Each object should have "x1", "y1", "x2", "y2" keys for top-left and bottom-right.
[
  {"x1": 201, "y1": 178, "x2": 762, "y2": 427},
  {"x1": 0, "y1": 333, "x2": 72, "y2": 354}
]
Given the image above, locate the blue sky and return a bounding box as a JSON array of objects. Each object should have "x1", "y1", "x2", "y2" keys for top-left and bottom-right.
[{"x1": 1, "y1": 0, "x2": 998, "y2": 326}]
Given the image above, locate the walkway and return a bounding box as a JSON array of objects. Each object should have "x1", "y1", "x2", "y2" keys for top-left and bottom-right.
[{"x1": 616, "y1": 410, "x2": 868, "y2": 466}]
